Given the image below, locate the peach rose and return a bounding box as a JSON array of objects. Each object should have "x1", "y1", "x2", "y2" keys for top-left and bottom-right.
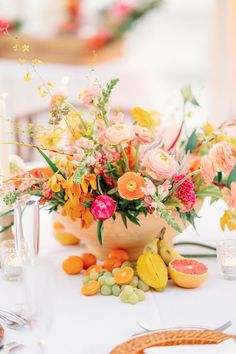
[
  {"x1": 105, "y1": 124, "x2": 135, "y2": 145},
  {"x1": 143, "y1": 148, "x2": 175, "y2": 181},
  {"x1": 210, "y1": 141, "x2": 236, "y2": 175},
  {"x1": 200, "y1": 156, "x2": 216, "y2": 184},
  {"x1": 230, "y1": 182, "x2": 236, "y2": 209},
  {"x1": 134, "y1": 125, "x2": 151, "y2": 144}
]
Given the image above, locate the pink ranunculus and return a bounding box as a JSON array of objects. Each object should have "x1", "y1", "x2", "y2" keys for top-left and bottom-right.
[
  {"x1": 143, "y1": 148, "x2": 175, "y2": 181},
  {"x1": 200, "y1": 155, "x2": 217, "y2": 184},
  {"x1": 75, "y1": 137, "x2": 94, "y2": 150},
  {"x1": 210, "y1": 141, "x2": 236, "y2": 175},
  {"x1": 91, "y1": 195, "x2": 116, "y2": 221},
  {"x1": 134, "y1": 126, "x2": 152, "y2": 144},
  {"x1": 81, "y1": 86, "x2": 100, "y2": 108},
  {"x1": 105, "y1": 124, "x2": 135, "y2": 146},
  {"x1": 86, "y1": 155, "x2": 96, "y2": 166},
  {"x1": 108, "y1": 112, "x2": 124, "y2": 125},
  {"x1": 230, "y1": 182, "x2": 236, "y2": 209}
]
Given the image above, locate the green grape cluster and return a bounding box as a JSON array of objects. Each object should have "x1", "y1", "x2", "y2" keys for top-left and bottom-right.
[{"x1": 82, "y1": 263, "x2": 150, "y2": 305}]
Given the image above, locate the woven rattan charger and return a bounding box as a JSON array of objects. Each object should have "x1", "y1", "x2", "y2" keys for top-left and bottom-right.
[{"x1": 110, "y1": 329, "x2": 236, "y2": 354}]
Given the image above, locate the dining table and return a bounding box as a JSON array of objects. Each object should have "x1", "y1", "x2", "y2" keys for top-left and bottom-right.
[{"x1": 0, "y1": 198, "x2": 236, "y2": 354}]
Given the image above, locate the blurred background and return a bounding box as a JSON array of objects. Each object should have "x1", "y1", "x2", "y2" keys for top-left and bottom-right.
[{"x1": 0, "y1": 0, "x2": 235, "y2": 163}]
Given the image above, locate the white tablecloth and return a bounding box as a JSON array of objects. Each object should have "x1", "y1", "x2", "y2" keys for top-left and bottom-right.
[{"x1": 0, "y1": 200, "x2": 236, "y2": 354}]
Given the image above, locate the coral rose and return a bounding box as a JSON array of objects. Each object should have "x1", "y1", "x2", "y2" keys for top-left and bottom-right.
[
  {"x1": 105, "y1": 124, "x2": 135, "y2": 145},
  {"x1": 210, "y1": 141, "x2": 236, "y2": 175},
  {"x1": 91, "y1": 195, "x2": 116, "y2": 221},
  {"x1": 200, "y1": 156, "x2": 216, "y2": 184},
  {"x1": 143, "y1": 148, "x2": 175, "y2": 181},
  {"x1": 117, "y1": 172, "x2": 145, "y2": 200}
]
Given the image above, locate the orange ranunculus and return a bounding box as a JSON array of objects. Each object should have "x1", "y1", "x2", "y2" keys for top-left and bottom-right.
[{"x1": 117, "y1": 172, "x2": 145, "y2": 201}]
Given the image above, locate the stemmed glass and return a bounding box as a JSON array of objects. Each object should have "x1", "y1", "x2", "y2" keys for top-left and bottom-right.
[{"x1": 14, "y1": 201, "x2": 54, "y2": 353}]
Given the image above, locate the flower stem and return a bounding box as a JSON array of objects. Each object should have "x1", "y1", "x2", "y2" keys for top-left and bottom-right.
[
  {"x1": 169, "y1": 170, "x2": 200, "y2": 195},
  {"x1": 120, "y1": 145, "x2": 130, "y2": 172},
  {"x1": 134, "y1": 143, "x2": 140, "y2": 172}
]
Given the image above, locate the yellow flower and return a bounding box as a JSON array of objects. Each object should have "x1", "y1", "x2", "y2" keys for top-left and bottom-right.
[
  {"x1": 203, "y1": 122, "x2": 214, "y2": 135},
  {"x1": 37, "y1": 129, "x2": 63, "y2": 149},
  {"x1": 220, "y1": 210, "x2": 236, "y2": 231},
  {"x1": 23, "y1": 72, "x2": 31, "y2": 82},
  {"x1": 22, "y1": 44, "x2": 30, "y2": 52},
  {"x1": 81, "y1": 174, "x2": 97, "y2": 194},
  {"x1": 131, "y1": 107, "x2": 158, "y2": 128}
]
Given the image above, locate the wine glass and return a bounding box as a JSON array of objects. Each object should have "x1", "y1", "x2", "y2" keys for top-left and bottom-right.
[{"x1": 23, "y1": 257, "x2": 55, "y2": 353}]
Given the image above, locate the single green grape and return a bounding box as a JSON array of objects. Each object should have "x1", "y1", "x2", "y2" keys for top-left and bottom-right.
[
  {"x1": 90, "y1": 271, "x2": 99, "y2": 280},
  {"x1": 112, "y1": 284, "x2": 121, "y2": 296},
  {"x1": 119, "y1": 290, "x2": 128, "y2": 303},
  {"x1": 100, "y1": 285, "x2": 112, "y2": 296},
  {"x1": 98, "y1": 275, "x2": 106, "y2": 285},
  {"x1": 105, "y1": 276, "x2": 115, "y2": 286},
  {"x1": 123, "y1": 285, "x2": 134, "y2": 296},
  {"x1": 134, "y1": 288, "x2": 145, "y2": 301},
  {"x1": 138, "y1": 280, "x2": 150, "y2": 292},
  {"x1": 121, "y1": 261, "x2": 132, "y2": 268},
  {"x1": 112, "y1": 268, "x2": 120, "y2": 276},
  {"x1": 127, "y1": 293, "x2": 139, "y2": 305},
  {"x1": 82, "y1": 276, "x2": 90, "y2": 284},
  {"x1": 103, "y1": 271, "x2": 112, "y2": 278},
  {"x1": 130, "y1": 275, "x2": 139, "y2": 287}
]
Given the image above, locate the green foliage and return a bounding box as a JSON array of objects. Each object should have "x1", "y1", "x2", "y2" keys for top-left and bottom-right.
[
  {"x1": 181, "y1": 85, "x2": 200, "y2": 106},
  {"x1": 196, "y1": 185, "x2": 222, "y2": 201},
  {"x1": 180, "y1": 209, "x2": 199, "y2": 230},
  {"x1": 37, "y1": 148, "x2": 58, "y2": 173},
  {"x1": 156, "y1": 205, "x2": 183, "y2": 233},
  {"x1": 97, "y1": 79, "x2": 119, "y2": 122},
  {"x1": 97, "y1": 220, "x2": 104, "y2": 245},
  {"x1": 227, "y1": 164, "x2": 236, "y2": 188},
  {"x1": 185, "y1": 130, "x2": 198, "y2": 153}
]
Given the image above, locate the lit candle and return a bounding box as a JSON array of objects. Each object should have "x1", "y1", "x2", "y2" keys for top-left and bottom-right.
[{"x1": 0, "y1": 94, "x2": 10, "y2": 181}]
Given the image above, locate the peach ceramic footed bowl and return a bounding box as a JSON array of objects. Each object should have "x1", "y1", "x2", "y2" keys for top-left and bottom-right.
[{"x1": 55, "y1": 200, "x2": 202, "y2": 260}]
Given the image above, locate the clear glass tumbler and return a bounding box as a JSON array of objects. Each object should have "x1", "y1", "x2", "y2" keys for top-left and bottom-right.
[
  {"x1": 217, "y1": 239, "x2": 236, "y2": 280},
  {"x1": 0, "y1": 240, "x2": 23, "y2": 281}
]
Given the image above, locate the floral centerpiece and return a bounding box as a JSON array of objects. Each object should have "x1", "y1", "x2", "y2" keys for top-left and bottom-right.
[{"x1": 0, "y1": 73, "x2": 236, "y2": 259}]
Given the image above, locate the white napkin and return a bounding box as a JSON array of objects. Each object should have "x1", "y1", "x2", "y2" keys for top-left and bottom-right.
[{"x1": 145, "y1": 339, "x2": 236, "y2": 354}]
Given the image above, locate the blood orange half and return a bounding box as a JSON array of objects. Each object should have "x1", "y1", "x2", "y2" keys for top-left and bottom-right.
[{"x1": 169, "y1": 258, "x2": 208, "y2": 289}]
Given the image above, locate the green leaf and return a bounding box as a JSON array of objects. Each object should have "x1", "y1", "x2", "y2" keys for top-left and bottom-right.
[
  {"x1": 165, "y1": 197, "x2": 183, "y2": 209},
  {"x1": 97, "y1": 220, "x2": 103, "y2": 245},
  {"x1": 121, "y1": 212, "x2": 127, "y2": 228},
  {"x1": 112, "y1": 214, "x2": 116, "y2": 221},
  {"x1": 37, "y1": 148, "x2": 58, "y2": 173},
  {"x1": 82, "y1": 202, "x2": 91, "y2": 208},
  {"x1": 0, "y1": 222, "x2": 14, "y2": 234},
  {"x1": 107, "y1": 187, "x2": 118, "y2": 195},
  {"x1": 184, "y1": 209, "x2": 199, "y2": 230},
  {"x1": 125, "y1": 211, "x2": 140, "y2": 226},
  {"x1": 185, "y1": 129, "x2": 198, "y2": 153},
  {"x1": 227, "y1": 164, "x2": 236, "y2": 188},
  {"x1": 181, "y1": 85, "x2": 200, "y2": 106},
  {"x1": 214, "y1": 171, "x2": 222, "y2": 184}
]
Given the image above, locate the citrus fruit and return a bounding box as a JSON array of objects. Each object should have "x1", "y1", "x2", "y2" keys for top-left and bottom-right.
[
  {"x1": 103, "y1": 258, "x2": 122, "y2": 272},
  {"x1": 53, "y1": 220, "x2": 79, "y2": 246},
  {"x1": 169, "y1": 258, "x2": 208, "y2": 288},
  {"x1": 62, "y1": 256, "x2": 83, "y2": 275},
  {"x1": 114, "y1": 267, "x2": 134, "y2": 285},
  {"x1": 81, "y1": 253, "x2": 97, "y2": 270},
  {"x1": 107, "y1": 249, "x2": 129, "y2": 263},
  {"x1": 81, "y1": 280, "x2": 100, "y2": 296}
]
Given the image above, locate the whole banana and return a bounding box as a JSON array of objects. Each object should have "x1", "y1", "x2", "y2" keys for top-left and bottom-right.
[{"x1": 156, "y1": 228, "x2": 183, "y2": 265}]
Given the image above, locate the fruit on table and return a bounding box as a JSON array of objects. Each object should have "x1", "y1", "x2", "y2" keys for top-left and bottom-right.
[
  {"x1": 81, "y1": 280, "x2": 100, "y2": 296},
  {"x1": 119, "y1": 285, "x2": 145, "y2": 304},
  {"x1": 107, "y1": 249, "x2": 129, "y2": 263},
  {"x1": 157, "y1": 236, "x2": 182, "y2": 266},
  {"x1": 62, "y1": 256, "x2": 83, "y2": 275},
  {"x1": 84, "y1": 264, "x2": 103, "y2": 276},
  {"x1": 81, "y1": 253, "x2": 97, "y2": 270},
  {"x1": 169, "y1": 258, "x2": 208, "y2": 288},
  {"x1": 100, "y1": 284, "x2": 112, "y2": 296},
  {"x1": 103, "y1": 258, "x2": 122, "y2": 272},
  {"x1": 114, "y1": 267, "x2": 134, "y2": 285},
  {"x1": 137, "y1": 252, "x2": 168, "y2": 292},
  {"x1": 53, "y1": 221, "x2": 79, "y2": 246}
]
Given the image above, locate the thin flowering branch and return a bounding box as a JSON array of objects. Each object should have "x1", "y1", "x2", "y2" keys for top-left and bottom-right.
[{"x1": 1, "y1": 142, "x2": 74, "y2": 157}]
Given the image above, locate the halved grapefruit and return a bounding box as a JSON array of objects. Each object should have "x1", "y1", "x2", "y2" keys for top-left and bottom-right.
[{"x1": 169, "y1": 258, "x2": 208, "y2": 288}]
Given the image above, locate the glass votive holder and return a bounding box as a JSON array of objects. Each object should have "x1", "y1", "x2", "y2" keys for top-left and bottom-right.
[
  {"x1": 217, "y1": 239, "x2": 236, "y2": 280},
  {"x1": 0, "y1": 240, "x2": 23, "y2": 281}
]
